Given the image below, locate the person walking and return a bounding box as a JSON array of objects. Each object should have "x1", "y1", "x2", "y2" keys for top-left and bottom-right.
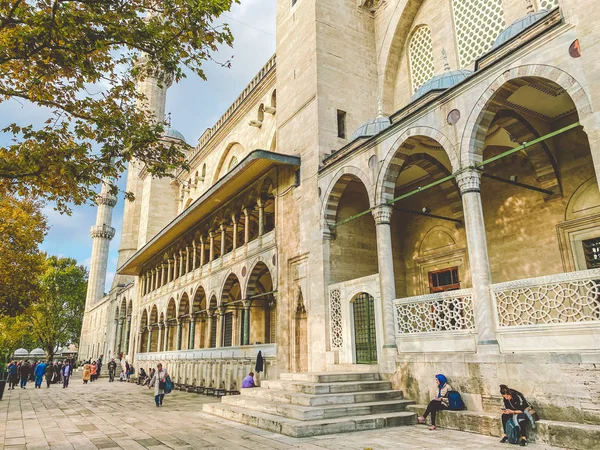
[
  {"x1": 44, "y1": 362, "x2": 54, "y2": 388},
  {"x1": 148, "y1": 363, "x2": 169, "y2": 407},
  {"x1": 62, "y1": 361, "x2": 71, "y2": 388},
  {"x1": 82, "y1": 362, "x2": 91, "y2": 384},
  {"x1": 97, "y1": 355, "x2": 103, "y2": 378},
  {"x1": 417, "y1": 374, "x2": 452, "y2": 431},
  {"x1": 108, "y1": 358, "x2": 117, "y2": 382},
  {"x1": 90, "y1": 361, "x2": 97, "y2": 382},
  {"x1": 7, "y1": 361, "x2": 18, "y2": 390},
  {"x1": 19, "y1": 360, "x2": 31, "y2": 389},
  {"x1": 34, "y1": 361, "x2": 47, "y2": 388},
  {"x1": 56, "y1": 361, "x2": 63, "y2": 384}
]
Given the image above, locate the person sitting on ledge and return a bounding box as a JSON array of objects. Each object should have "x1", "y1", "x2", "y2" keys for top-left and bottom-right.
[
  {"x1": 241, "y1": 371, "x2": 256, "y2": 388},
  {"x1": 418, "y1": 374, "x2": 451, "y2": 431},
  {"x1": 499, "y1": 384, "x2": 531, "y2": 447}
]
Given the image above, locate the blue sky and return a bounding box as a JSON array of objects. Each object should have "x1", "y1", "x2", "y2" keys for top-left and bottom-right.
[{"x1": 31, "y1": 1, "x2": 276, "y2": 290}]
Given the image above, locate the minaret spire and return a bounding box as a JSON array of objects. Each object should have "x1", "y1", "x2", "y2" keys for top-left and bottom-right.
[{"x1": 86, "y1": 178, "x2": 117, "y2": 307}]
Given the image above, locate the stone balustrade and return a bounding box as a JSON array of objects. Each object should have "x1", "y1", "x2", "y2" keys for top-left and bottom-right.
[
  {"x1": 492, "y1": 268, "x2": 600, "y2": 327},
  {"x1": 393, "y1": 288, "x2": 475, "y2": 334}
]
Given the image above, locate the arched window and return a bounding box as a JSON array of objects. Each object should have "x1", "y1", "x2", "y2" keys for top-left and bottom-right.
[
  {"x1": 452, "y1": 0, "x2": 505, "y2": 68},
  {"x1": 408, "y1": 25, "x2": 435, "y2": 93},
  {"x1": 271, "y1": 90, "x2": 276, "y2": 108},
  {"x1": 201, "y1": 163, "x2": 206, "y2": 180},
  {"x1": 258, "y1": 104, "x2": 265, "y2": 123}
]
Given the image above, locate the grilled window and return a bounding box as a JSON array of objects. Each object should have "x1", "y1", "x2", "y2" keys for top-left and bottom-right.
[
  {"x1": 429, "y1": 267, "x2": 460, "y2": 293},
  {"x1": 584, "y1": 237, "x2": 600, "y2": 269}
]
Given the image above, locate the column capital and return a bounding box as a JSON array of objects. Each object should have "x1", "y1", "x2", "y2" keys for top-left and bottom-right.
[
  {"x1": 372, "y1": 204, "x2": 393, "y2": 225},
  {"x1": 456, "y1": 168, "x2": 483, "y2": 195}
]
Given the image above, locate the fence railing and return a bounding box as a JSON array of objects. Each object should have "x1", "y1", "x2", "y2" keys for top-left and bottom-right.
[
  {"x1": 393, "y1": 288, "x2": 475, "y2": 334},
  {"x1": 492, "y1": 269, "x2": 600, "y2": 327}
]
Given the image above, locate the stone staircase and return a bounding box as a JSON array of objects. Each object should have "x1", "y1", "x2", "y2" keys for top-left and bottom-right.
[{"x1": 202, "y1": 372, "x2": 416, "y2": 437}]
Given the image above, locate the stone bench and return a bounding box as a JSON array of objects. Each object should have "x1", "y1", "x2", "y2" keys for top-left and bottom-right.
[{"x1": 408, "y1": 404, "x2": 600, "y2": 450}]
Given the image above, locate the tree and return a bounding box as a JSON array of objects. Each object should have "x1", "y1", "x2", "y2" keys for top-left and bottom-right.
[
  {"x1": 0, "y1": 314, "x2": 35, "y2": 366},
  {"x1": 0, "y1": 0, "x2": 238, "y2": 213},
  {"x1": 0, "y1": 193, "x2": 47, "y2": 316},
  {"x1": 27, "y1": 256, "x2": 87, "y2": 361}
]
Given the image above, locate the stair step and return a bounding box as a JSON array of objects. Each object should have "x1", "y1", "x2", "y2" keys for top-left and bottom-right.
[
  {"x1": 279, "y1": 372, "x2": 380, "y2": 383},
  {"x1": 202, "y1": 402, "x2": 415, "y2": 437},
  {"x1": 221, "y1": 396, "x2": 414, "y2": 420},
  {"x1": 408, "y1": 404, "x2": 600, "y2": 450},
  {"x1": 261, "y1": 379, "x2": 392, "y2": 394},
  {"x1": 237, "y1": 387, "x2": 404, "y2": 406}
]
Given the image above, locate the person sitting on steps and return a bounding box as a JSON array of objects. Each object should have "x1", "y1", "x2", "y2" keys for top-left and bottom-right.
[
  {"x1": 418, "y1": 374, "x2": 451, "y2": 431},
  {"x1": 499, "y1": 384, "x2": 530, "y2": 447}
]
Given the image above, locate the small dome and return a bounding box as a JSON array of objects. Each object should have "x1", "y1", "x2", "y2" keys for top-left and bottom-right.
[
  {"x1": 493, "y1": 10, "x2": 549, "y2": 49},
  {"x1": 30, "y1": 348, "x2": 45, "y2": 357},
  {"x1": 13, "y1": 348, "x2": 29, "y2": 358},
  {"x1": 163, "y1": 127, "x2": 186, "y2": 143},
  {"x1": 351, "y1": 115, "x2": 392, "y2": 141},
  {"x1": 411, "y1": 70, "x2": 473, "y2": 102}
]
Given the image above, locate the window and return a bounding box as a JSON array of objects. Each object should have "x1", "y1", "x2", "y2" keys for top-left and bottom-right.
[
  {"x1": 409, "y1": 26, "x2": 435, "y2": 93},
  {"x1": 583, "y1": 237, "x2": 600, "y2": 269},
  {"x1": 452, "y1": 0, "x2": 505, "y2": 68},
  {"x1": 428, "y1": 267, "x2": 460, "y2": 293},
  {"x1": 337, "y1": 110, "x2": 347, "y2": 139},
  {"x1": 223, "y1": 312, "x2": 233, "y2": 347},
  {"x1": 210, "y1": 316, "x2": 217, "y2": 348}
]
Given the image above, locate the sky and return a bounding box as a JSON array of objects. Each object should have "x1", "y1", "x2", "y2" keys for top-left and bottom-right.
[{"x1": 29, "y1": 0, "x2": 277, "y2": 291}]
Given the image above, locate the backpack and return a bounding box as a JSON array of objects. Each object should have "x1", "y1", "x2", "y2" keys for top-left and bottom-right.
[
  {"x1": 446, "y1": 390, "x2": 466, "y2": 411},
  {"x1": 505, "y1": 416, "x2": 521, "y2": 444}
]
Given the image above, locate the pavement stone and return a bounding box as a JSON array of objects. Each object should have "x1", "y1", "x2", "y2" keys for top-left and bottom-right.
[{"x1": 0, "y1": 377, "x2": 567, "y2": 449}]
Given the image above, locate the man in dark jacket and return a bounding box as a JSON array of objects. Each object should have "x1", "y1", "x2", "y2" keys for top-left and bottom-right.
[
  {"x1": 19, "y1": 360, "x2": 31, "y2": 388},
  {"x1": 108, "y1": 358, "x2": 117, "y2": 382},
  {"x1": 7, "y1": 361, "x2": 18, "y2": 390}
]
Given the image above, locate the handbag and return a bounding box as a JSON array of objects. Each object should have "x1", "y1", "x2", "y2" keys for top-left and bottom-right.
[{"x1": 165, "y1": 376, "x2": 173, "y2": 394}]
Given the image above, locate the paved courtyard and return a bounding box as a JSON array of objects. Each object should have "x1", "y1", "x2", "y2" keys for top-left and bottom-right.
[{"x1": 0, "y1": 377, "x2": 564, "y2": 450}]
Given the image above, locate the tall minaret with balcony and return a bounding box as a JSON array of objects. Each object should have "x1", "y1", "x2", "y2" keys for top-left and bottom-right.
[{"x1": 86, "y1": 179, "x2": 117, "y2": 307}]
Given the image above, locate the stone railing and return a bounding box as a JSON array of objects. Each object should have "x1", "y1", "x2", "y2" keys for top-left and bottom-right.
[
  {"x1": 492, "y1": 269, "x2": 600, "y2": 327},
  {"x1": 393, "y1": 288, "x2": 475, "y2": 334}
]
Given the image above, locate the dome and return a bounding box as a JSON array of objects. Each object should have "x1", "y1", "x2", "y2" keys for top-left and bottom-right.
[
  {"x1": 493, "y1": 10, "x2": 549, "y2": 49},
  {"x1": 13, "y1": 348, "x2": 29, "y2": 358},
  {"x1": 351, "y1": 115, "x2": 392, "y2": 141},
  {"x1": 163, "y1": 127, "x2": 186, "y2": 143},
  {"x1": 411, "y1": 70, "x2": 473, "y2": 101},
  {"x1": 30, "y1": 348, "x2": 45, "y2": 358}
]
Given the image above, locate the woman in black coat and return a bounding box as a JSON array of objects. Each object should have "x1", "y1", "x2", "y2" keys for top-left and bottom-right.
[{"x1": 499, "y1": 384, "x2": 530, "y2": 446}]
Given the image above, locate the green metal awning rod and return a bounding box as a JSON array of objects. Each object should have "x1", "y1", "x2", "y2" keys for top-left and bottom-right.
[{"x1": 331, "y1": 121, "x2": 580, "y2": 229}]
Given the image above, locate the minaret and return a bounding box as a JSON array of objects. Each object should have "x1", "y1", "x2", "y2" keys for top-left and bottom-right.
[
  {"x1": 113, "y1": 60, "x2": 171, "y2": 287},
  {"x1": 86, "y1": 179, "x2": 117, "y2": 306}
]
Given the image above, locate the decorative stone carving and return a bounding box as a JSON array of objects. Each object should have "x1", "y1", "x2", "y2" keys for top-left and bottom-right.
[
  {"x1": 90, "y1": 224, "x2": 116, "y2": 239},
  {"x1": 96, "y1": 195, "x2": 117, "y2": 207},
  {"x1": 358, "y1": 0, "x2": 384, "y2": 12},
  {"x1": 372, "y1": 204, "x2": 393, "y2": 225},
  {"x1": 329, "y1": 288, "x2": 343, "y2": 348},
  {"x1": 394, "y1": 289, "x2": 475, "y2": 334},
  {"x1": 456, "y1": 168, "x2": 483, "y2": 195}
]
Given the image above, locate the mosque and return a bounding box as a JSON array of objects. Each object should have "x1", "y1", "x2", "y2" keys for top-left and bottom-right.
[{"x1": 80, "y1": 0, "x2": 600, "y2": 446}]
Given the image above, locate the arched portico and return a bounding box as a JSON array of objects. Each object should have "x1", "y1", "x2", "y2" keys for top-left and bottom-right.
[{"x1": 244, "y1": 261, "x2": 276, "y2": 346}]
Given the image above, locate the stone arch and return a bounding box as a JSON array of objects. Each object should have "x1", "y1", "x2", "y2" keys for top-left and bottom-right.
[
  {"x1": 460, "y1": 65, "x2": 593, "y2": 166},
  {"x1": 119, "y1": 298, "x2": 127, "y2": 318},
  {"x1": 379, "y1": 0, "x2": 427, "y2": 112},
  {"x1": 149, "y1": 305, "x2": 159, "y2": 325},
  {"x1": 166, "y1": 298, "x2": 176, "y2": 320},
  {"x1": 192, "y1": 285, "x2": 207, "y2": 313},
  {"x1": 140, "y1": 309, "x2": 148, "y2": 327},
  {"x1": 178, "y1": 292, "x2": 190, "y2": 317},
  {"x1": 418, "y1": 225, "x2": 459, "y2": 256},
  {"x1": 270, "y1": 89, "x2": 276, "y2": 108},
  {"x1": 127, "y1": 299, "x2": 133, "y2": 317},
  {"x1": 376, "y1": 127, "x2": 458, "y2": 204},
  {"x1": 220, "y1": 272, "x2": 242, "y2": 306},
  {"x1": 214, "y1": 141, "x2": 245, "y2": 184},
  {"x1": 565, "y1": 177, "x2": 600, "y2": 221},
  {"x1": 321, "y1": 166, "x2": 374, "y2": 229},
  {"x1": 245, "y1": 260, "x2": 274, "y2": 299}
]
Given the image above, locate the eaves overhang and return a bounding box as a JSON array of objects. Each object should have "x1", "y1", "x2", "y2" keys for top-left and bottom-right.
[{"x1": 118, "y1": 150, "x2": 300, "y2": 276}]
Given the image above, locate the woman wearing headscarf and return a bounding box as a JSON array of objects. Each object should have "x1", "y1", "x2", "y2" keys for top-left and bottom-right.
[
  {"x1": 418, "y1": 374, "x2": 451, "y2": 430},
  {"x1": 499, "y1": 384, "x2": 531, "y2": 446},
  {"x1": 82, "y1": 362, "x2": 91, "y2": 384},
  {"x1": 148, "y1": 363, "x2": 169, "y2": 407}
]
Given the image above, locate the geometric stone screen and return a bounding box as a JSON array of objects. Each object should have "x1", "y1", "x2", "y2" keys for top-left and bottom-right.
[
  {"x1": 452, "y1": 0, "x2": 505, "y2": 68},
  {"x1": 409, "y1": 25, "x2": 436, "y2": 93}
]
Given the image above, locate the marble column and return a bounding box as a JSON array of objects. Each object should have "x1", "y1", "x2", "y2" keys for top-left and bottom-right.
[
  {"x1": 209, "y1": 232, "x2": 215, "y2": 262},
  {"x1": 220, "y1": 223, "x2": 226, "y2": 256},
  {"x1": 242, "y1": 301, "x2": 251, "y2": 346},
  {"x1": 124, "y1": 316, "x2": 131, "y2": 355},
  {"x1": 456, "y1": 168, "x2": 498, "y2": 351},
  {"x1": 232, "y1": 214, "x2": 239, "y2": 251},
  {"x1": 116, "y1": 318, "x2": 124, "y2": 354},
  {"x1": 192, "y1": 240, "x2": 197, "y2": 270},
  {"x1": 243, "y1": 207, "x2": 250, "y2": 245},
  {"x1": 189, "y1": 317, "x2": 196, "y2": 349},
  {"x1": 176, "y1": 319, "x2": 183, "y2": 351},
  {"x1": 163, "y1": 322, "x2": 169, "y2": 351},
  {"x1": 257, "y1": 199, "x2": 265, "y2": 236},
  {"x1": 200, "y1": 237, "x2": 205, "y2": 267},
  {"x1": 372, "y1": 205, "x2": 398, "y2": 373},
  {"x1": 146, "y1": 326, "x2": 152, "y2": 352},
  {"x1": 185, "y1": 247, "x2": 190, "y2": 274},
  {"x1": 157, "y1": 323, "x2": 164, "y2": 352},
  {"x1": 161, "y1": 263, "x2": 166, "y2": 287},
  {"x1": 173, "y1": 253, "x2": 178, "y2": 279},
  {"x1": 216, "y1": 307, "x2": 226, "y2": 348},
  {"x1": 179, "y1": 250, "x2": 184, "y2": 277},
  {"x1": 167, "y1": 259, "x2": 173, "y2": 283}
]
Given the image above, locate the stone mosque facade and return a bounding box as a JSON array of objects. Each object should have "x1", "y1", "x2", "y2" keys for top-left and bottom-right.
[{"x1": 81, "y1": 0, "x2": 600, "y2": 442}]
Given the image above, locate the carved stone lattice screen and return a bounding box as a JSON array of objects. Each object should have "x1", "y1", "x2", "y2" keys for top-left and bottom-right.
[
  {"x1": 394, "y1": 289, "x2": 475, "y2": 334},
  {"x1": 538, "y1": 0, "x2": 558, "y2": 10},
  {"x1": 329, "y1": 288, "x2": 343, "y2": 348},
  {"x1": 409, "y1": 25, "x2": 435, "y2": 93},
  {"x1": 493, "y1": 270, "x2": 600, "y2": 327},
  {"x1": 452, "y1": 0, "x2": 505, "y2": 67}
]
